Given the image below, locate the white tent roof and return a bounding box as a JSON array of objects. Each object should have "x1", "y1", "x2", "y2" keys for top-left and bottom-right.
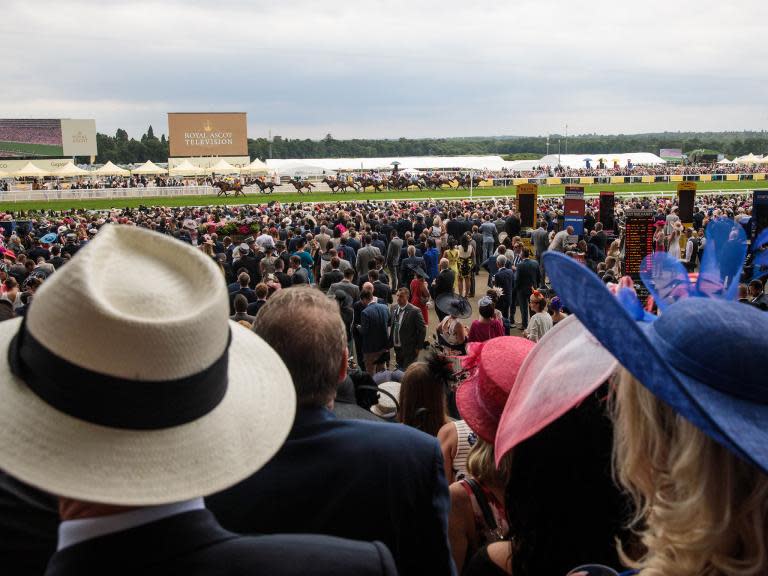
[
  {"x1": 12, "y1": 162, "x2": 50, "y2": 178},
  {"x1": 52, "y1": 162, "x2": 90, "y2": 177},
  {"x1": 240, "y1": 158, "x2": 269, "y2": 174},
  {"x1": 169, "y1": 160, "x2": 206, "y2": 176},
  {"x1": 265, "y1": 155, "x2": 509, "y2": 174},
  {"x1": 93, "y1": 161, "x2": 131, "y2": 176},
  {"x1": 735, "y1": 153, "x2": 762, "y2": 164},
  {"x1": 717, "y1": 157, "x2": 734, "y2": 164},
  {"x1": 538, "y1": 153, "x2": 666, "y2": 169},
  {"x1": 131, "y1": 160, "x2": 167, "y2": 175},
  {"x1": 209, "y1": 159, "x2": 240, "y2": 174}
]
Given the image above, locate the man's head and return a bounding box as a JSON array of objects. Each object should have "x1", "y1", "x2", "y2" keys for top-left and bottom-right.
[
  {"x1": 233, "y1": 294, "x2": 248, "y2": 313},
  {"x1": 749, "y1": 280, "x2": 764, "y2": 298},
  {"x1": 330, "y1": 256, "x2": 340, "y2": 270},
  {"x1": 566, "y1": 226, "x2": 575, "y2": 235},
  {"x1": 343, "y1": 268, "x2": 355, "y2": 280},
  {"x1": 253, "y1": 288, "x2": 346, "y2": 408},
  {"x1": 496, "y1": 255, "x2": 507, "y2": 268},
  {"x1": 407, "y1": 245, "x2": 416, "y2": 257},
  {"x1": 360, "y1": 288, "x2": 374, "y2": 304},
  {"x1": 439, "y1": 258, "x2": 449, "y2": 271},
  {"x1": 396, "y1": 287, "x2": 409, "y2": 307},
  {"x1": 368, "y1": 269, "x2": 380, "y2": 283},
  {"x1": 289, "y1": 255, "x2": 301, "y2": 269},
  {"x1": 595, "y1": 222, "x2": 603, "y2": 232},
  {"x1": 238, "y1": 272, "x2": 250, "y2": 288},
  {"x1": 255, "y1": 283, "x2": 268, "y2": 300}
]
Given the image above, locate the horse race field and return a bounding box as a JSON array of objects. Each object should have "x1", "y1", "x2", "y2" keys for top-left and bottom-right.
[{"x1": 0, "y1": 180, "x2": 760, "y2": 212}]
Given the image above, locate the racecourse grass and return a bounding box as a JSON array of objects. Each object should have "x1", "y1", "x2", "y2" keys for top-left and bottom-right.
[{"x1": 0, "y1": 180, "x2": 760, "y2": 212}]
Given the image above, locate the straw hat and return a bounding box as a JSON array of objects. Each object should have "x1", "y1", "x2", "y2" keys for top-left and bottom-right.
[
  {"x1": 456, "y1": 337, "x2": 534, "y2": 443},
  {"x1": 0, "y1": 225, "x2": 296, "y2": 505}
]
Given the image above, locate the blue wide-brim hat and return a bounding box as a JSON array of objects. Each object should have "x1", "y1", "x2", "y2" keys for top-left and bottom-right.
[{"x1": 543, "y1": 251, "x2": 768, "y2": 474}]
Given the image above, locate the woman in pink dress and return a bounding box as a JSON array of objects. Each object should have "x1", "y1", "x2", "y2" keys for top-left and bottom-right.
[
  {"x1": 409, "y1": 269, "x2": 430, "y2": 325},
  {"x1": 467, "y1": 296, "x2": 504, "y2": 343}
]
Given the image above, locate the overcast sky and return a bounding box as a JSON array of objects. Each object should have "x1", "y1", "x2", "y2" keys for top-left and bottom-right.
[{"x1": 2, "y1": 0, "x2": 767, "y2": 140}]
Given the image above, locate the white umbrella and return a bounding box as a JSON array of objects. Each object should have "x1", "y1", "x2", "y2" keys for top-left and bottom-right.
[{"x1": 12, "y1": 162, "x2": 49, "y2": 178}]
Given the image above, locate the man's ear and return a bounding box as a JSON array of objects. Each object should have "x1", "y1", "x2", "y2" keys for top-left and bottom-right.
[{"x1": 338, "y1": 347, "x2": 348, "y2": 384}]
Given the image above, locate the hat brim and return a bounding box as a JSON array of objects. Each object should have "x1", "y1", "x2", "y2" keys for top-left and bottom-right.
[
  {"x1": 456, "y1": 374, "x2": 496, "y2": 444},
  {"x1": 495, "y1": 315, "x2": 618, "y2": 464},
  {"x1": 542, "y1": 252, "x2": 764, "y2": 472},
  {"x1": 0, "y1": 318, "x2": 296, "y2": 506}
]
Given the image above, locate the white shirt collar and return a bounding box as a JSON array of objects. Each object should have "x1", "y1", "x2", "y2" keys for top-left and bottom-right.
[{"x1": 57, "y1": 498, "x2": 204, "y2": 551}]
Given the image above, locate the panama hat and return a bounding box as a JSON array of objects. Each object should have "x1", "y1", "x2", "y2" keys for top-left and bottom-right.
[
  {"x1": 456, "y1": 337, "x2": 534, "y2": 443},
  {"x1": 543, "y1": 250, "x2": 768, "y2": 473},
  {"x1": 495, "y1": 315, "x2": 618, "y2": 464},
  {"x1": 370, "y1": 381, "x2": 401, "y2": 418},
  {"x1": 0, "y1": 225, "x2": 296, "y2": 505},
  {"x1": 435, "y1": 293, "x2": 472, "y2": 319}
]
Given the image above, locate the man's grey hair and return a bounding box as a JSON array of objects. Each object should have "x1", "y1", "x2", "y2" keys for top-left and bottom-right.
[{"x1": 496, "y1": 255, "x2": 507, "y2": 267}]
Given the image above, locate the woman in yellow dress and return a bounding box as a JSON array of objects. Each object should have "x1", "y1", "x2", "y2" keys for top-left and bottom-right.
[{"x1": 444, "y1": 236, "x2": 460, "y2": 292}]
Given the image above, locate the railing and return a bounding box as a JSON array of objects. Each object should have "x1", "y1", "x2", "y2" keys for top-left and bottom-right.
[
  {"x1": 491, "y1": 172, "x2": 768, "y2": 187},
  {"x1": 0, "y1": 186, "x2": 217, "y2": 203}
]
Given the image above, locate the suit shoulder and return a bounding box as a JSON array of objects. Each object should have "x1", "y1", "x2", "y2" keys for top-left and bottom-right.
[{"x1": 220, "y1": 533, "x2": 396, "y2": 576}]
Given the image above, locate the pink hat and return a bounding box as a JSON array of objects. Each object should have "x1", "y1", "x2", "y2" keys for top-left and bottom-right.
[
  {"x1": 456, "y1": 337, "x2": 534, "y2": 443},
  {"x1": 494, "y1": 315, "x2": 618, "y2": 465}
]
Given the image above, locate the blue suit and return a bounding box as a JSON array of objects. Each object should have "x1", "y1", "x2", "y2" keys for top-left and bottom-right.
[
  {"x1": 360, "y1": 302, "x2": 390, "y2": 353},
  {"x1": 207, "y1": 407, "x2": 455, "y2": 576},
  {"x1": 423, "y1": 248, "x2": 440, "y2": 283}
]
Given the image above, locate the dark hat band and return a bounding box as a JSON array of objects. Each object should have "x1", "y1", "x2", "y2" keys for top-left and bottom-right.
[{"x1": 7, "y1": 318, "x2": 230, "y2": 430}]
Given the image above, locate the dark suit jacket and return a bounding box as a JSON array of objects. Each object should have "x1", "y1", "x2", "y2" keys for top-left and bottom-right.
[
  {"x1": 399, "y1": 256, "x2": 426, "y2": 287},
  {"x1": 434, "y1": 269, "x2": 456, "y2": 300},
  {"x1": 46, "y1": 509, "x2": 397, "y2": 576},
  {"x1": 515, "y1": 258, "x2": 541, "y2": 293},
  {"x1": 208, "y1": 408, "x2": 454, "y2": 576},
  {"x1": 386, "y1": 237, "x2": 403, "y2": 266},
  {"x1": 320, "y1": 269, "x2": 344, "y2": 291},
  {"x1": 372, "y1": 280, "x2": 393, "y2": 304},
  {"x1": 494, "y1": 267, "x2": 516, "y2": 306},
  {"x1": 389, "y1": 303, "x2": 426, "y2": 354},
  {"x1": 360, "y1": 302, "x2": 390, "y2": 353}
]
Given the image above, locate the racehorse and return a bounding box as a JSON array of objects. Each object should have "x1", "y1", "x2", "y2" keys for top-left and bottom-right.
[
  {"x1": 253, "y1": 179, "x2": 280, "y2": 194},
  {"x1": 357, "y1": 176, "x2": 384, "y2": 192},
  {"x1": 214, "y1": 180, "x2": 246, "y2": 198},
  {"x1": 336, "y1": 179, "x2": 359, "y2": 193},
  {"x1": 455, "y1": 174, "x2": 486, "y2": 190},
  {"x1": 321, "y1": 177, "x2": 343, "y2": 193},
  {"x1": 423, "y1": 174, "x2": 456, "y2": 190},
  {"x1": 289, "y1": 179, "x2": 315, "y2": 194}
]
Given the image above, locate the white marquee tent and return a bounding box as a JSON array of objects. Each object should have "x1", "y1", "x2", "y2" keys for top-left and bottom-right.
[
  {"x1": 266, "y1": 155, "x2": 510, "y2": 175},
  {"x1": 209, "y1": 159, "x2": 240, "y2": 174},
  {"x1": 735, "y1": 153, "x2": 763, "y2": 164},
  {"x1": 92, "y1": 161, "x2": 131, "y2": 177},
  {"x1": 12, "y1": 162, "x2": 50, "y2": 178},
  {"x1": 131, "y1": 160, "x2": 167, "y2": 175},
  {"x1": 170, "y1": 160, "x2": 206, "y2": 176},
  {"x1": 53, "y1": 162, "x2": 90, "y2": 178},
  {"x1": 537, "y1": 153, "x2": 666, "y2": 169},
  {"x1": 240, "y1": 158, "x2": 270, "y2": 174}
]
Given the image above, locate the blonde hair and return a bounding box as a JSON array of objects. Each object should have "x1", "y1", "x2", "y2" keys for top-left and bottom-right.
[
  {"x1": 612, "y1": 368, "x2": 768, "y2": 576},
  {"x1": 466, "y1": 438, "x2": 511, "y2": 488}
]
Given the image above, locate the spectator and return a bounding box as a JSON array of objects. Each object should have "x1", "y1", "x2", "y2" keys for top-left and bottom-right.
[
  {"x1": 246, "y1": 283, "x2": 269, "y2": 317},
  {"x1": 524, "y1": 290, "x2": 552, "y2": 342},
  {"x1": 208, "y1": 288, "x2": 454, "y2": 576},
  {"x1": 398, "y1": 354, "x2": 454, "y2": 437},
  {"x1": 389, "y1": 287, "x2": 426, "y2": 370},
  {"x1": 358, "y1": 288, "x2": 390, "y2": 374},
  {"x1": 230, "y1": 294, "x2": 257, "y2": 324},
  {"x1": 467, "y1": 297, "x2": 504, "y2": 343}
]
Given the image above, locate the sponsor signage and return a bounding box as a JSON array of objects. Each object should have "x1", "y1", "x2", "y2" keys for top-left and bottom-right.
[{"x1": 168, "y1": 113, "x2": 248, "y2": 157}]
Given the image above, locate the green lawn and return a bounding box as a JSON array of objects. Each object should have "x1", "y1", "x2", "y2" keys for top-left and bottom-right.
[{"x1": 0, "y1": 180, "x2": 761, "y2": 212}]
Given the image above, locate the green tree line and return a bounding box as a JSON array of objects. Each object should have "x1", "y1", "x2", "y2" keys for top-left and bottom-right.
[{"x1": 93, "y1": 128, "x2": 768, "y2": 164}]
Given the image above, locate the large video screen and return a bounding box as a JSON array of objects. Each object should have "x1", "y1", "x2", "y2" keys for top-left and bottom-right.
[
  {"x1": 168, "y1": 112, "x2": 248, "y2": 157},
  {"x1": 0, "y1": 119, "x2": 97, "y2": 157}
]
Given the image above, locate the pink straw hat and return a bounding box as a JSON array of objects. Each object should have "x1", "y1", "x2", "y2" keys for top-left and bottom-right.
[{"x1": 456, "y1": 336, "x2": 534, "y2": 443}]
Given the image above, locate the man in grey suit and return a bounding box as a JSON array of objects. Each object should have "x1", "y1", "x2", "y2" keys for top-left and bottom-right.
[
  {"x1": 389, "y1": 288, "x2": 426, "y2": 370},
  {"x1": 355, "y1": 235, "x2": 381, "y2": 279},
  {"x1": 386, "y1": 231, "x2": 404, "y2": 291},
  {"x1": 328, "y1": 268, "x2": 360, "y2": 302},
  {"x1": 530, "y1": 221, "x2": 550, "y2": 282}
]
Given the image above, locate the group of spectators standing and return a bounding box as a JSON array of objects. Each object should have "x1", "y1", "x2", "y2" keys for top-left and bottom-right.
[{"x1": 0, "y1": 191, "x2": 766, "y2": 576}]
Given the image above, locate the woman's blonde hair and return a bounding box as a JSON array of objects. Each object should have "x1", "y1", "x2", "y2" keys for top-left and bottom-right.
[
  {"x1": 612, "y1": 368, "x2": 768, "y2": 576},
  {"x1": 466, "y1": 438, "x2": 511, "y2": 487}
]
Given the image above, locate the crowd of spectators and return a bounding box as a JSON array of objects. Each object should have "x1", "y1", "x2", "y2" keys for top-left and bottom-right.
[{"x1": 0, "y1": 191, "x2": 765, "y2": 576}]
